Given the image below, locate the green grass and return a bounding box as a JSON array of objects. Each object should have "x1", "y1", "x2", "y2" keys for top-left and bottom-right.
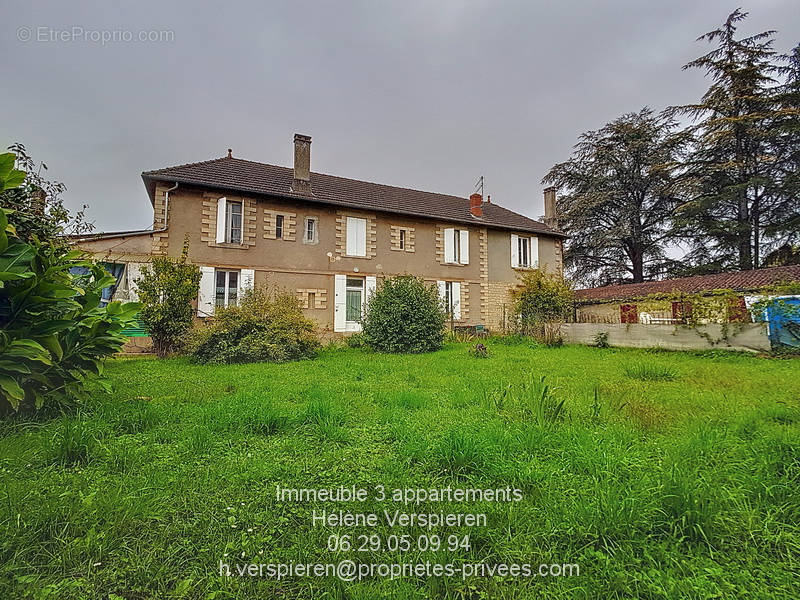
[{"x1": 1, "y1": 342, "x2": 799, "y2": 599}]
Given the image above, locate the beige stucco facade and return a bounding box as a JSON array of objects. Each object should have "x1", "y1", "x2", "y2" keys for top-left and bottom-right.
[{"x1": 76, "y1": 182, "x2": 564, "y2": 334}]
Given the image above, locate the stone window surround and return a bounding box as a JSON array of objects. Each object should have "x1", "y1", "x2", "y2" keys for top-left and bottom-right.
[
  {"x1": 335, "y1": 210, "x2": 377, "y2": 259},
  {"x1": 302, "y1": 216, "x2": 320, "y2": 245},
  {"x1": 201, "y1": 193, "x2": 258, "y2": 249},
  {"x1": 264, "y1": 209, "x2": 297, "y2": 241},
  {"x1": 435, "y1": 225, "x2": 468, "y2": 266},
  {"x1": 390, "y1": 225, "x2": 415, "y2": 252},
  {"x1": 296, "y1": 288, "x2": 327, "y2": 309}
]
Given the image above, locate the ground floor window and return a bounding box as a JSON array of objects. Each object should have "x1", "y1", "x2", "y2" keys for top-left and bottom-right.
[
  {"x1": 444, "y1": 281, "x2": 456, "y2": 317},
  {"x1": 346, "y1": 277, "x2": 364, "y2": 323},
  {"x1": 215, "y1": 270, "x2": 239, "y2": 308}
]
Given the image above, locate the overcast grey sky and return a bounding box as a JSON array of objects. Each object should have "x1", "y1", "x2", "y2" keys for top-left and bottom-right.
[{"x1": 2, "y1": 1, "x2": 798, "y2": 232}]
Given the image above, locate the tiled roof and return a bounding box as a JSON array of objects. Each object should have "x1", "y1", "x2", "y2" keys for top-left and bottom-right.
[
  {"x1": 575, "y1": 265, "x2": 800, "y2": 302},
  {"x1": 141, "y1": 156, "x2": 564, "y2": 236}
]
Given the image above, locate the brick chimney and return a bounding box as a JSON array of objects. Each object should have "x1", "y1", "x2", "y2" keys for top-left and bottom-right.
[
  {"x1": 543, "y1": 187, "x2": 557, "y2": 228},
  {"x1": 470, "y1": 193, "x2": 483, "y2": 217},
  {"x1": 291, "y1": 133, "x2": 312, "y2": 194}
]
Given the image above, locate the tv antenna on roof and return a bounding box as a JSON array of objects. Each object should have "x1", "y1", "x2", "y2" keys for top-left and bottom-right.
[{"x1": 474, "y1": 175, "x2": 484, "y2": 197}]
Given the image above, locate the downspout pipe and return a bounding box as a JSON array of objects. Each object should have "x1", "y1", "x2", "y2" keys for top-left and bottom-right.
[{"x1": 153, "y1": 181, "x2": 178, "y2": 233}]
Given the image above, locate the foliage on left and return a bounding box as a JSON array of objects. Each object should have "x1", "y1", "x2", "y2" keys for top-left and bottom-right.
[{"x1": 0, "y1": 151, "x2": 139, "y2": 415}]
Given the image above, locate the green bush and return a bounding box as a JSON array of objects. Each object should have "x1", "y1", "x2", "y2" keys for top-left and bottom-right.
[
  {"x1": 345, "y1": 332, "x2": 366, "y2": 348},
  {"x1": 136, "y1": 238, "x2": 201, "y2": 357},
  {"x1": 188, "y1": 286, "x2": 320, "y2": 364},
  {"x1": 0, "y1": 153, "x2": 139, "y2": 415},
  {"x1": 511, "y1": 269, "x2": 573, "y2": 342},
  {"x1": 361, "y1": 275, "x2": 445, "y2": 353}
]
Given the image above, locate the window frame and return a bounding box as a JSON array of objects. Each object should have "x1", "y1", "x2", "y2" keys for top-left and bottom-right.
[
  {"x1": 444, "y1": 281, "x2": 455, "y2": 317},
  {"x1": 345, "y1": 216, "x2": 367, "y2": 257},
  {"x1": 304, "y1": 217, "x2": 318, "y2": 244},
  {"x1": 215, "y1": 269, "x2": 240, "y2": 308},
  {"x1": 225, "y1": 200, "x2": 243, "y2": 244},
  {"x1": 453, "y1": 229, "x2": 461, "y2": 263},
  {"x1": 275, "y1": 214, "x2": 284, "y2": 239},
  {"x1": 518, "y1": 236, "x2": 530, "y2": 268},
  {"x1": 345, "y1": 277, "x2": 365, "y2": 326},
  {"x1": 399, "y1": 229, "x2": 406, "y2": 250}
]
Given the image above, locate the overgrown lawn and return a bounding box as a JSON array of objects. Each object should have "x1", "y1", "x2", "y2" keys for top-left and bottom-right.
[{"x1": 1, "y1": 342, "x2": 798, "y2": 599}]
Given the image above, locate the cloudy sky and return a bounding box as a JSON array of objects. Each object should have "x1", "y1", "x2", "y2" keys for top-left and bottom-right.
[{"x1": 3, "y1": 1, "x2": 799, "y2": 232}]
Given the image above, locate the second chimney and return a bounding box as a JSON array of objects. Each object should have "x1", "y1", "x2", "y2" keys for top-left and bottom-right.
[
  {"x1": 292, "y1": 133, "x2": 312, "y2": 194},
  {"x1": 543, "y1": 187, "x2": 557, "y2": 228},
  {"x1": 470, "y1": 193, "x2": 483, "y2": 217}
]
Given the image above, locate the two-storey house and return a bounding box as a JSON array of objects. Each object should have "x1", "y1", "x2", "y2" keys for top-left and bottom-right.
[{"x1": 75, "y1": 134, "x2": 565, "y2": 334}]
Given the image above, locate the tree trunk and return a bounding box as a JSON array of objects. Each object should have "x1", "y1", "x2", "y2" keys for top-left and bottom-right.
[
  {"x1": 631, "y1": 246, "x2": 645, "y2": 283},
  {"x1": 752, "y1": 201, "x2": 760, "y2": 269}
]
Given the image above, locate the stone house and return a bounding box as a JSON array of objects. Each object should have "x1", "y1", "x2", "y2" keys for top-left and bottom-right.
[{"x1": 74, "y1": 134, "x2": 565, "y2": 335}]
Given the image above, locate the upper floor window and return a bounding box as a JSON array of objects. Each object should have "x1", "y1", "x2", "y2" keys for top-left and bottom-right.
[
  {"x1": 346, "y1": 217, "x2": 367, "y2": 257},
  {"x1": 215, "y1": 197, "x2": 243, "y2": 244},
  {"x1": 399, "y1": 229, "x2": 406, "y2": 250},
  {"x1": 443, "y1": 227, "x2": 469, "y2": 265},
  {"x1": 275, "y1": 214, "x2": 284, "y2": 239},
  {"x1": 304, "y1": 217, "x2": 318, "y2": 244},
  {"x1": 511, "y1": 234, "x2": 539, "y2": 268}
]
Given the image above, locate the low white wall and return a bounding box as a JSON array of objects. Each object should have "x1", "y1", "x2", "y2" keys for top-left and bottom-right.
[{"x1": 562, "y1": 322, "x2": 771, "y2": 353}]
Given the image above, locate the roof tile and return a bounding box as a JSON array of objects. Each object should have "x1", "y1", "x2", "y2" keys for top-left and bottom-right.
[
  {"x1": 142, "y1": 156, "x2": 563, "y2": 236},
  {"x1": 575, "y1": 265, "x2": 800, "y2": 302}
]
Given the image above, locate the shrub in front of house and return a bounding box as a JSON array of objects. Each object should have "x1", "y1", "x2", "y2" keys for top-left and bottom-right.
[
  {"x1": 188, "y1": 286, "x2": 320, "y2": 364},
  {"x1": 511, "y1": 269, "x2": 574, "y2": 345},
  {"x1": 361, "y1": 275, "x2": 446, "y2": 353}
]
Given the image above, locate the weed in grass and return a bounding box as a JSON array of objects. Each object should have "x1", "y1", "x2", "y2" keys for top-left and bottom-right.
[
  {"x1": 316, "y1": 423, "x2": 350, "y2": 444},
  {"x1": 658, "y1": 464, "x2": 717, "y2": 546},
  {"x1": 303, "y1": 397, "x2": 345, "y2": 427},
  {"x1": 483, "y1": 383, "x2": 512, "y2": 412},
  {"x1": 44, "y1": 417, "x2": 100, "y2": 466},
  {"x1": 111, "y1": 399, "x2": 160, "y2": 434},
  {"x1": 105, "y1": 440, "x2": 142, "y2": 473},
  {"x1": 432, "y1": 428, "x2": 487, "y2": 476},
  {"x1": 469, "y1": 342, "x2": 490, "y2": 358},
  {"x1": 590, "y1": 386, "x2": 602, "y2": 423},
  {"x1": 624, "y1": 361, "x2": 678, "y2": 381},
  {"x1": 393, "y1": 390, "x2": 426, "y2": 410},
  {"x1": 240, "y1": 403, "x2": 288, "y2": 436},
  {"x1": 184, "y1": 426, "x2": 213, "y2": 455},
  {"x1": 593, "y1": 331, "x2": 610, "y2": 348},
  {"x1": 520, "y1": 376, "x2": 567, "y2": 429}
]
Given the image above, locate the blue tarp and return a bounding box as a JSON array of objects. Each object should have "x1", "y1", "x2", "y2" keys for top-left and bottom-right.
[{"x1": 766, "y1": 297, "x2": 800, "y2": 349}]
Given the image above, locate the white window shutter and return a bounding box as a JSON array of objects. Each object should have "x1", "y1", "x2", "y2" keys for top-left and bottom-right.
[
  {"x1": 459, "y1": 230, "x2": 469, "y2": 265},
  {"x1": 443, "y1": 228, "x2": 455, "y2": 263},
  {"x1": 198, "y1": 266, "x2": 216, "y2": 317},
  {"x1": 357, "y1": 220, "x2": 367, "y2": 256},
  {"x1": 346, "y1": 218, "x2": 356, "y2": 255},
  {"x1": 510, "y1": 234, "x2": 519, "y2": 268},
  {"x1": 239, "y1": 269, "x2": 255, "y2": 295},
  {"x1": 126, "y1": 263, "x2": 143, "y2": 301},
  {"x1": 216, "y1": 198, "x2": 227, "y2": 243},
  {"x1": 530, "y1": 236, "x2": 539, "y2": 268},
  {"x1": 452, "y1": 282, "x2": 461, "y2": 319},
  {"x1": 365, "y1": 276, "x2": 377, "y2": 312},
  {"x1": 437, "y1": 281, "x2": 447, "y2": 308},
  {"x1": 334, "y1": 274, "x2": 347, "y2": 332}
]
